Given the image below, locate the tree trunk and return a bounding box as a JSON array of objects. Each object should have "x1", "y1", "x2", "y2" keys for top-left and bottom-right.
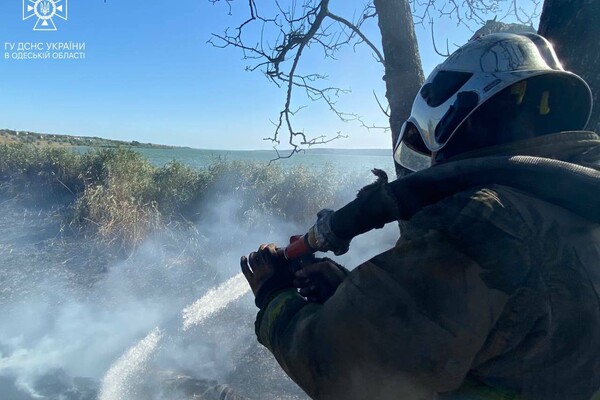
[
  {"x1": 373, "y1": 0, "x2": 425, "y2": 177},
  {"x1": 538, "y1": 0, "x2": 600, "y2": 133}
]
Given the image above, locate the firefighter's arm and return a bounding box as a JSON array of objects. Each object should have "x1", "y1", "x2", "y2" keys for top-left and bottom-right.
[
  {"x1": 254, "y1": 232, "x2": 513, "y2": 399},
  {"x1": 253, "y1": 188, "x2": 531, "y2": 399}
]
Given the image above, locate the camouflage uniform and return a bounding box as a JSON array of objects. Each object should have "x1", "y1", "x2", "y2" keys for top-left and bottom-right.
[{"x1": 255, "y1": 131, "x2": 600, "y2": 400}]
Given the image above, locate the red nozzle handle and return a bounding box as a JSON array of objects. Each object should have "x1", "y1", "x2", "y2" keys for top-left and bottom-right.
[{"x1": 283, "y1": 234, "x2": 314, "y2": 260}]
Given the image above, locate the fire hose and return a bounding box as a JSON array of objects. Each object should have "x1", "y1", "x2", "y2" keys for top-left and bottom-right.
[{"x1": 278, "y1": 155, "x2": 600, "y2": 262}]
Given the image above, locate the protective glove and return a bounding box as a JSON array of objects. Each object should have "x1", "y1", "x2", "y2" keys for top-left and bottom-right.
[
  {"x1": 292, "y1": 258, "x2": 349, "y2": 303},
  {"x1": 240, "y1": 244, "x2": 295, "y2": 310}
]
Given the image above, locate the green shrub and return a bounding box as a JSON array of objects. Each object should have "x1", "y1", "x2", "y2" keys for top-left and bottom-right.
[
  {"x1": 153, "y1": 160, "x2": 206, "y2": 216},
  {"x1": 0, "y1": 144, "x2": 368, "y2": 249},
  {"x1": 0, "y1": 144, "x2": 83, "y2": 199}
]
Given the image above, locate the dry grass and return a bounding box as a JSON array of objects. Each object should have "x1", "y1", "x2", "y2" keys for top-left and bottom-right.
[{"x1": 0, "y1": 144, "x2": 361, "y2": 249}]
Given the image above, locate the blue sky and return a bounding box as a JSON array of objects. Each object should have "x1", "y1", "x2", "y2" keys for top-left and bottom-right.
[{"x1": 0, "y1": 1, "x2": 539, "y2": 150}]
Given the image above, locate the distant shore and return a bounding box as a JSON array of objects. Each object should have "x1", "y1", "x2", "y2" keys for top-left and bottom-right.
[
  {"x1": 0, "y1": 129, "x2": 392, "y2": 156},
  {"x1": 0, "y1": 129, "x2": 180, "y2": 149}
]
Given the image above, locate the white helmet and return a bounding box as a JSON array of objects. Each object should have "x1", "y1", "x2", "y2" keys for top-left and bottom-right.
[{"x1": 394, "y1": 32, "x2": 593, "y2": 171}]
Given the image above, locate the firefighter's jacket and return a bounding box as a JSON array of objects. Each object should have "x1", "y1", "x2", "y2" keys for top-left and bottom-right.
[{"x1": 255, "y1": 131, "x2": 600, "y2": 400}]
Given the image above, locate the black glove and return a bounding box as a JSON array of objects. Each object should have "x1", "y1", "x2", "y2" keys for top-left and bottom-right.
[
  {"x1": 241, "y1": 244, "x2": 295, "y2": 310},
  {"x1": 292, "y1": 257, "x2": 349, "y2": 304}
]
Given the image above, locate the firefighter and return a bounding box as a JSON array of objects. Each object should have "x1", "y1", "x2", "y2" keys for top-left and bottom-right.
[{"x1": 241, "y1": 33, "x2": 600, "y2": 399}]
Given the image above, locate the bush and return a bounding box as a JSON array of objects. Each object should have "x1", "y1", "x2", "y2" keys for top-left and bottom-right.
[
  {"x1": 0, "y1": 144, "x2": 367, "y2": 249},
  {"x1": 0, "y1": 144, "x2": 84, "y2": 200},
  {"x1": 72, "y1": 149, "x2": 164, "y2": 247}
]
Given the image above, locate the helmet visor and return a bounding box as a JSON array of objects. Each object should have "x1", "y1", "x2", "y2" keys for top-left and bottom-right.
[{"x1": 394, "y1": 122, "x2": 432, "y2": 172}]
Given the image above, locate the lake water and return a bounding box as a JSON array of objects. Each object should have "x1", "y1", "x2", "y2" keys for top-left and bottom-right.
[{"x1": 127, "y1": 147, "x2": 396, "y2": 175}]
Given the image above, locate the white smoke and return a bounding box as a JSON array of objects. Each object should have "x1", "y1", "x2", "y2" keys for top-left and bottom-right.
[{"x1": 0, "y1": 168, "x2": 400, "y2": 400}]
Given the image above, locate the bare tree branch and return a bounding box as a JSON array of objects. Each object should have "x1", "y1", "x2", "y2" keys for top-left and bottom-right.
[
  {"x1": 373, "y1": 90, "x2": 390, "y2": 118},
  {"x1": 208, "y1": 0, "x2": 385, "y2": 161},
  {"x1": 430, "y1": 18, "x2": 451, "y2": 57},
  {"x1": 326, "y1": 11, "x2": 384, "y2": 64},
  {"x1": 411, "y1": 0, "x2": 540, "y2": 30},
  {"x1": 208, "y1": 0, "x2": 541, "y2": 161}
]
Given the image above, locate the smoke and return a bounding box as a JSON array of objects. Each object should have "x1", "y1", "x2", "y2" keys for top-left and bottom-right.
[
  {"x1": 0, "y1": 246, "x2": 185, "y2": 398},
  {"x1": 0, "y1": 168, "x2": 400, "y2": 400}
]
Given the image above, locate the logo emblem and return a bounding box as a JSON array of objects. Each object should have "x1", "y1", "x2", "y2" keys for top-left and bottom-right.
[{"x1": 23, "y1": 0, "x2": 68, "y2": 31}]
